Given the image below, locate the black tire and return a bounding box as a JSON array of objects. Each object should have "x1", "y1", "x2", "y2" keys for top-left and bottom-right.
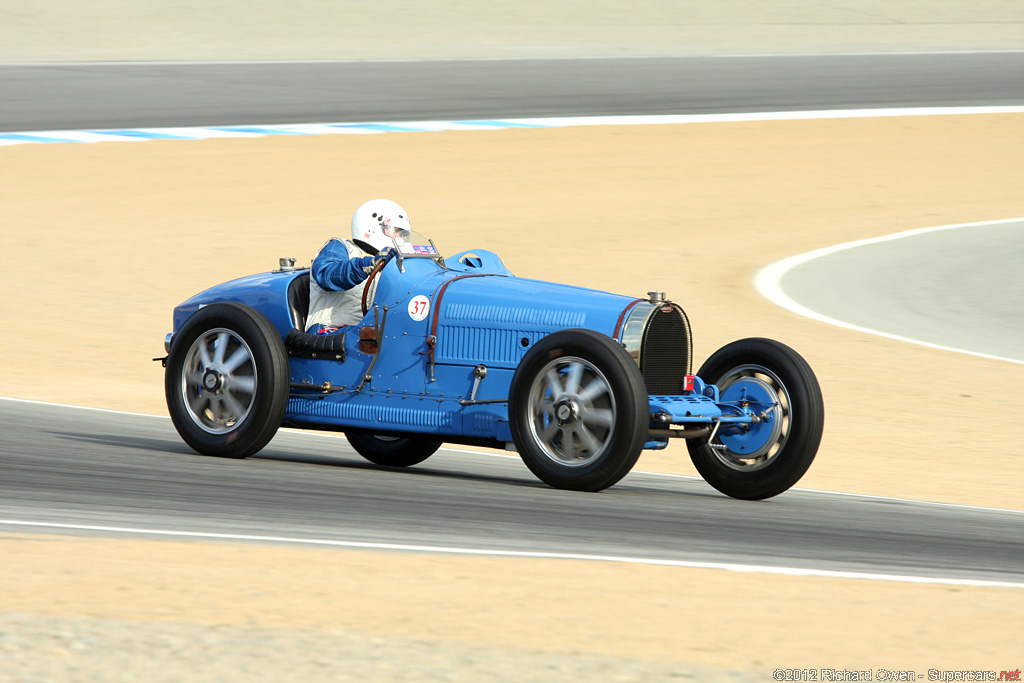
[
  {"x1": 165, "y1": 302, "x2": 290, "y2": 458},
  {"x1": 687, "y1": 337, "x2": 824, "y2": 500},
  {"x1": 508, "y1": 329, "x2": 648, "y2": 492},
  {"x1": 345, "y1": 432, "x2": 442, "y2": 467}
]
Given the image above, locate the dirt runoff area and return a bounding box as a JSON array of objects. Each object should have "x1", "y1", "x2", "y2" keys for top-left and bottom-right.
[{"x1": 2, "y1": 114, "x2": 1023, "y2": 676}]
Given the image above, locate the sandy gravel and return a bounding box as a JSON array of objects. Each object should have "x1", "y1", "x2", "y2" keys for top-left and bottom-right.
[
  {"x1": 0, "y1": 614, "x2": 729, "y2": 682},
  {"x1": 1, "y1": 535, "x2": 1022, "y2": 680}
]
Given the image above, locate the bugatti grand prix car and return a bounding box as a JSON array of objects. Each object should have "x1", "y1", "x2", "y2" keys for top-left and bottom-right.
[{"x1": 161, "y1": 232, "x2": 824, "y2": 499}]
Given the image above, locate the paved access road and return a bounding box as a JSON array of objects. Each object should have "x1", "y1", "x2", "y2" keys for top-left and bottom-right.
[
  {"x1": 2, "y1": 52, "x2": 1024, "y2": 131},
  {"x1": 768, "y1": 220, "x2": 1024, "y2": 363}
]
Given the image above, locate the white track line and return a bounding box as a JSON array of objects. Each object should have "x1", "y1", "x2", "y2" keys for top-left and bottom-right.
[
  {"x1": 510, "y1": 106, "x2": 1024, "y2": 126},
  {"x1": 4, "y1": 107, "x2": 1024, "y2": 147},
  {"x1": 754, "y1": 217, "x2": 1024, "y2": 365},
  {"x1": 0, "y1": 518, "x2": 1020, "y2": 589}
]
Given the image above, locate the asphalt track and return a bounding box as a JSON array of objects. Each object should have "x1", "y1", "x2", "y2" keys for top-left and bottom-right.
[
  {"x1": 4, "y1": 53, "x2": 1024, "y2": 584},
  {"x1": 2, "y1": 399, "x2": 1023, "y2": 585},
  {"x1": 3, "y1": 52, "x2": 1024, "y2": 131}
]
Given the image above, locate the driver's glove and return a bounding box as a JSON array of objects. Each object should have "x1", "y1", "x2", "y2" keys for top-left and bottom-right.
[
  {"x1": 373, "y1": 247, "x2": 397, "y2": 267},
  {"x1": 361, "y1": 247, "x2": 397, "y2": 275}
]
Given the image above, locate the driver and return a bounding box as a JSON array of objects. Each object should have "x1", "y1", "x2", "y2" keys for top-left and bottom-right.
[{"x1": 306, "y1": 199, "x2": 410, "y2": 333}]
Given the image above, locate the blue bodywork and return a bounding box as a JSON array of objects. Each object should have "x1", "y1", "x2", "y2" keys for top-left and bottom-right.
[{"x1": 170, "y1": 249, "x2": 763, "y2": 449}]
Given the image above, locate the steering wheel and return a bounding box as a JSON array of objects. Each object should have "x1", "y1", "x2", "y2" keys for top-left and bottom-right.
[{"x1": 361, "y1": 258, "x2": 388, "y2": 316}]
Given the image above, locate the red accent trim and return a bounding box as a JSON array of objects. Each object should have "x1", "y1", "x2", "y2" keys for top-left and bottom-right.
[{"x1": 612, "y1": 298, "x2": 645, "y2": 340}]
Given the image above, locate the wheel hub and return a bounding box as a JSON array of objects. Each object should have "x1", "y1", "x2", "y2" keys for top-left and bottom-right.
[
  {"x1": 715, "y1": 373, "x2": 784, "y2": 464},
  {"x1": 554, "y1": 398, "x2": 579, "y2": 426},
  {"x1": 202, "y1": 368, "x2": 225, "y2": 393}
]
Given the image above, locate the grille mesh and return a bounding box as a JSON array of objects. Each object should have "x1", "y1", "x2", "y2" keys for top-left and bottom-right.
[{"x1": 639, "y1": 305, "x2": 692, "y2": 394}]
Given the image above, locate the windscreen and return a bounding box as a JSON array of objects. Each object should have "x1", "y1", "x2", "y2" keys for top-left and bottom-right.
[{"x1": 390, "y1": 230, "x2": 441, "y2": 258}]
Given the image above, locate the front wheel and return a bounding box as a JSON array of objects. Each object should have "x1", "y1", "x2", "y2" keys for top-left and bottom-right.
[
  {"x1": 688, "y1": 337, "x2": 824, "y2": 500},
  {"x1": 509, "y1": 329, "x2": 648, "y2": 492},
  {"x1": 345, "y1": 432, "x2": 442, "y2": 467}
]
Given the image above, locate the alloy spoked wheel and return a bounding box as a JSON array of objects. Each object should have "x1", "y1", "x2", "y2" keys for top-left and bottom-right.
[
  {"x1": 180, "y1": 328, "x2": 258, "y2": 434},
  {"x1": 509, "y1": 329, "x2": 648, "y2": 492},
  {"x1": 166, "y1": 302, "x2": 289, "y2": 459},
  {"x1": 526, "y1": 356, "x2": 616, "y2": 468}
]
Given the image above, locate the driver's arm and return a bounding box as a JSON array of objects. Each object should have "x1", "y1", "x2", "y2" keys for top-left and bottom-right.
[{"x1": 311, "y1": 239, "x2": 374, "y2": 291}]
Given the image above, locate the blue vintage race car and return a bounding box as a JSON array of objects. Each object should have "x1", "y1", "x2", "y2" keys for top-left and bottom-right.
[{"x1": 161, "y1": 231, "x2": 823, "y2": 499}]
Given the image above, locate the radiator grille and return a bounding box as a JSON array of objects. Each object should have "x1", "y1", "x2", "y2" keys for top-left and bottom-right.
[{"x1": 640, "y1": 305, "x2": 692, "y2": 394}]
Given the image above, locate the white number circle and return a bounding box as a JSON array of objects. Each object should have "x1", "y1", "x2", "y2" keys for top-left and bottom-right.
[{"x1": 408, "y1": 295, "x2": 430, "y2": 321}]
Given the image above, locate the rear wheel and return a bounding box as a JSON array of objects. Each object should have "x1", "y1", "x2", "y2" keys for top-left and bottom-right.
[
  {"x1": 165, "y1": 302, "x2": 289, "y2": 458},
  {"x1": 346, "y1": 432, "x2": 442, "y2": 467},
  {"x1": 688, "y1": 337, "x2": 823, "y2": 500},
  {"x1": 509, "y1": 329, "x2": 648, "y2": 492}
]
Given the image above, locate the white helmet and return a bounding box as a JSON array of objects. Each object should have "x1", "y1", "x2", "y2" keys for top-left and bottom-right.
[{"x1": 350, "y1": 199, "x2": 411, "y2": 253}]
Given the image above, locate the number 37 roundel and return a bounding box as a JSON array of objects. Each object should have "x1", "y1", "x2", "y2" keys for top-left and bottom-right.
[{"x1": 408, "y1": 295, "x2": 430, "y2": 321}]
